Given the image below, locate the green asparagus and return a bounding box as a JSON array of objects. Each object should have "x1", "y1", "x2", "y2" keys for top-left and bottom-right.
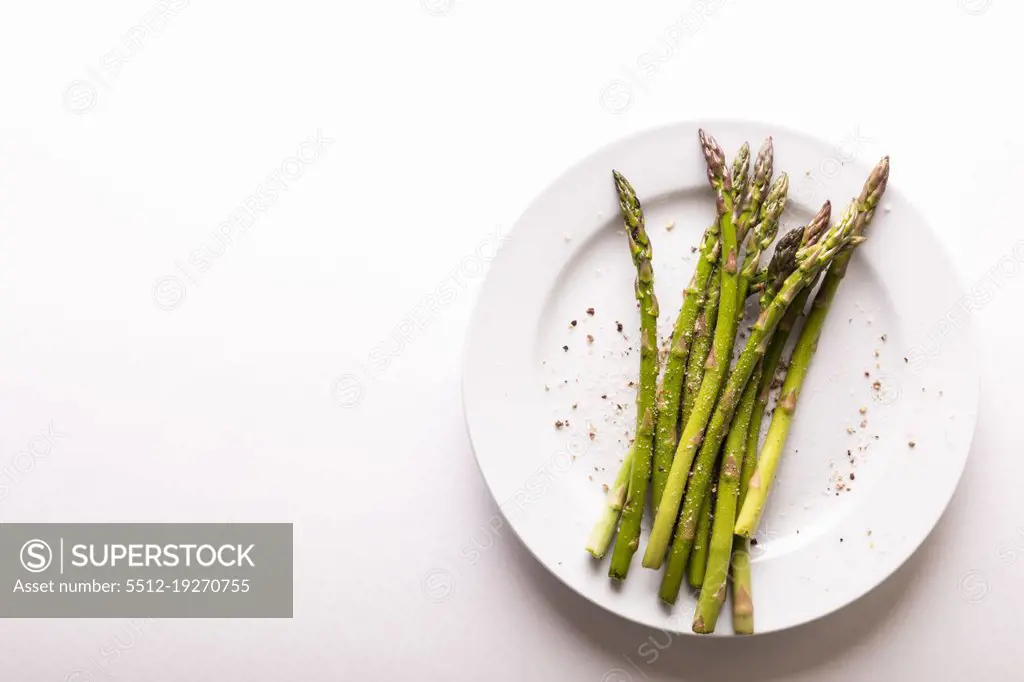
[
  {"x1": 659, "y1": 202, "x2": 859, "y2": 603},
  {"x1": 735, "y1": 157, "x2": 890, "y2": 538},
  {"x1": 657, "y1": 177, "x2": 796, "y2": 601},
  {"x1": 643, "y1": 131, "x2": 764, "y2": 568},
  {"x1": 693, "y1": 203, "x2": 832, "y2": 630},
  {"x1": 585, "y1": 443, "x2": 635, "y2": 558},
  {"x1": 609, "y1": 171, "x2": 660, "y2": 580},
  {"x1": 686, "y1": 477, "x2": 715, "y2": 588}
]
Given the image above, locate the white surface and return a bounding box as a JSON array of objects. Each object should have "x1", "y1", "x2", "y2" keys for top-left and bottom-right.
[
  {"x1": 463, "y1": 120, "x2": 979, "y2": 634},
  {"x1": 0, "y1": 0, "x2": 1021, "y2": 679}
]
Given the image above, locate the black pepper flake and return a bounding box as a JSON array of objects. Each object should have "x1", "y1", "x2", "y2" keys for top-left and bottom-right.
[
  {"x1": 864, "y1": 371, "x2": 870, "y2": 377},
  {"x1": 562, "y1": 345, "x2": 568, "y2": 352},
  {"x1": 586, "y1": 307, "x2": 595, "y2": 316},
  {"x1": 616, "y1": 321, "x2": 624, "y2": 332},
  {"x1": 840, "y1": 538, "x2": 844, "y2": 543},
  {"x1": 587, "y1": 334, "x2": 594, "y2": 344},
  {"x1": 880, "y1": 334, "x2": 887, "y2": 342},
  {"x1": 908, "y1": 440, "x2": 916, "y2": 448},
  {"x1": 904, "y1": 357, "x2": 908, "y2": 363},
  {"x1": 570, "y1": 320, "x2": 577, "y2": 327},
  {"x1": 554, "y1": 420, "x2": 564, "y2": 428},
  {"x1": 850, "y1": 472, "x2": 856, "y2": 480},
  {"x1": 750, "y1": 538, "x2": 758, "y2": 546},
  {"x1": 601, "y1": 394, "x2": 608, "y2": 399}
]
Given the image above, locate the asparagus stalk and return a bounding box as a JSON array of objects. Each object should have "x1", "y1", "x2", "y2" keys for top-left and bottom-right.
[
  {"x1": 684, "y1": 140, "x2": 773, "y2": 591},
  {"x1": 651, "y1": 144, "x2": 751, "y2": 510},
  {"x1": 738, "y1": 209, "x2": 831, "y2": 489},
  {"x1": 651, "y1": 238, "x2": 718, "y2": 509},
  {"x1": 735, "y1": 157, "x2": 890, "y2": 537},
  {"x1": 585, "y1": 443, "x2": 635, "y2": 558},
  {"x1": 689, "y1": 180, "x2": 804, "y2": 625},
  {"x1": 659, "y1": 203, "x2": 856, "y2": 603},
  {"x1": 608, "y1": 171, "x2": 660, "y2": 580},
  {"x1": 730, "y1": 284, "x2": 812, "y2": 634},
  {"x1": 657, "y1": 179, "x2": 799, "y2": 601},
  {"x1": 642, "y1": 131, "x2": 749, "y2": 568},
  {"x1": 730, "y1": 534, "x2": 755, "y2": 633},
  {"x1": 693, "y1": 368, "x2": 758, "y2": 632},
  {"x1": 681, "y1": 271, "x2": 721, "y2": 427},
  {"x1": 686, "y1": 477, "x2": 715, "y2": 588},
  {"x1": 692, "y1": 205, "x2": 827, "y2": 626}
]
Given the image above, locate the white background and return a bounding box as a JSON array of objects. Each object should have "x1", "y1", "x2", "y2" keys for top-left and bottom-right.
[{"x1": 1, "y1": 0, "x2": 1023, "y2": 679}]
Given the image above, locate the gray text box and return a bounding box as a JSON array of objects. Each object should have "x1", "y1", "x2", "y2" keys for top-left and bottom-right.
[{"x1": 0, "y1": 523, "x2": 292, "y2": 617}]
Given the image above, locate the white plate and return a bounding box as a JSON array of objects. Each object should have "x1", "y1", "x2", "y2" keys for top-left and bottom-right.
[{"x1": 462, "y1": 120, "x2": 979, "y2": 635}]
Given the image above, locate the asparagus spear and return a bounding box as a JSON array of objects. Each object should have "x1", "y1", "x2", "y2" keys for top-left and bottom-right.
[
  {"x1": 691, "y1": 205, "x2": 830, "y2": 630},
  {"x1": 679, "y1": 139, "x2": 772, "y2": 430},
  {"x1": 651, "y1": 236, "x2": 718, "y2": 509},
  {"x1": 608, "y1": 171, "x2": 660, "y2": 580},
  {"x1": 732, "y1": 234, "x2": 819, "y2": 632},
  {"x1": 739, "y1": 205, "x2": 832, "y2": 486},
  {"x1": 642, "y1": 131, "x2": 743, "y2": 568},
  {"x1": 651, "y1": 144, "x2": 752, "y2": 510},
  {"x1": 659, "y1": 203, "x2": 858, "y2": 603},
  {"x1": 587, "y1": 140, "x2": 769, "y2": 557},
  {"x1": 681, "y1": 265, "x2": 722, "y2": 427},
  {"x1": 657, "y1": 180, "x2": 798, "y2": 602},
  {"x1": 730, "y1": 285, "x2": 811, "y2": 634},
  {"x1": 735, "y1": 157, "x2": 890, "y2": 537},
  {"x1": 585, "y1": 443, "x2": 635, "y2": 558},
  {"x1": 686, "y1": 476, "x2": 715, "y2": 588},
  {"x1": 692, "y1": 367, "x2": 758, "y2": 631}
]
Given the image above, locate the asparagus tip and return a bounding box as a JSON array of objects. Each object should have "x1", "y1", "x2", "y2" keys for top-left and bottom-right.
[
  {"x1": 775, "y1": 171, "x2": 789, "y2": 194},
  {"x1": 698, "y1": 129, "x2": 727, "y2": 190},
  {"x1": 753, "y1": 136, "x2": 774, "y2": 185},
  {"x1": 803, "y1": 200, "x2": 832, "y2": 246}
]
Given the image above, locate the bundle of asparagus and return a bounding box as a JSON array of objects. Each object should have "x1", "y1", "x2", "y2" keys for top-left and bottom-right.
[{"x1": 585, "y1": 128, "x2": 890, "y2": 635}]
